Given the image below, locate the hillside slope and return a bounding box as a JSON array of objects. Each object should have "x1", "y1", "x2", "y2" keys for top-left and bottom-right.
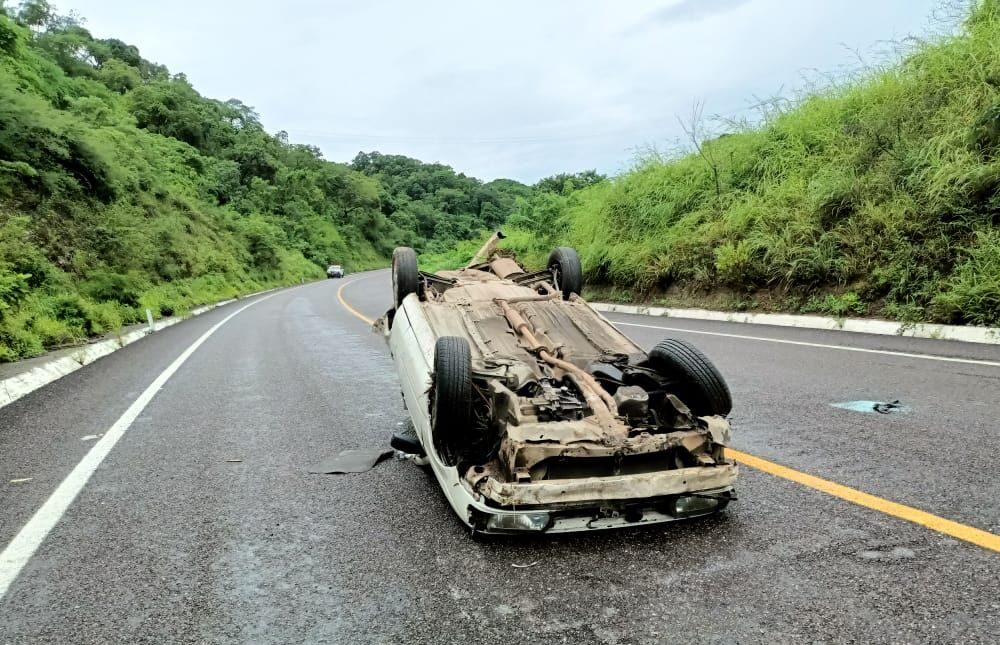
[
  {"x1": 503, "y1": 1, "x2": 1000, "y2": 326},
  {"x1": 0, "y1": 6, "x2": 526, "y2": 361}
]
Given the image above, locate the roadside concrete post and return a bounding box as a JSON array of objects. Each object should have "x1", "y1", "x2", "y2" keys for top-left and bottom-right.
[{"x1": 146, "y1": 308, "x2": 155, "y2": 334}]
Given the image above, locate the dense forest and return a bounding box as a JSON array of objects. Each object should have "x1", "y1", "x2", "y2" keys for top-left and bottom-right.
[
  {"x1": 501, "y1": 0, "x2": 1000, "y2": 326},
  {"x1": 0, "y1": 1, "x2": 531, "y2": 360}
]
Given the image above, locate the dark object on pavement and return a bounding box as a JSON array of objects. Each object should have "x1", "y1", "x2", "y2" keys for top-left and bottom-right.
[
  {"x1": 309, "y1": 449, "x2": 394, "y2": 474},
  {"x1": 391, "y1": 422, "x2": 425, "y2": 456},
  {"x1": 873, "y1": 400, "x2": 903, "y2": 414}
]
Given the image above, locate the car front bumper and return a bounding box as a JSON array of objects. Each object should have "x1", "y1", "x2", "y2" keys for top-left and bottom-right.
[
  {"x1": 467, "y1": 485, "x2": 736, "y2": 534},
  {"x1": 460, "y1": 463, "x2": 738, "y2": 533}
]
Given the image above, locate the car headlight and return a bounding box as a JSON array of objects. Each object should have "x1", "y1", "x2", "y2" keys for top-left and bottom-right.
[
  {"x1": 485, "y1": 512, "x2": 551, "y2": 532},
  {"x1": 672, "y1": 495, "x2": 720, "y2": 517}
]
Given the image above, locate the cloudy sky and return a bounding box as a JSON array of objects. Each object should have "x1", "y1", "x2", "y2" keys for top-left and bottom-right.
[{"x1": 60, "y1": 0, "x2": 946, "y2": 182}]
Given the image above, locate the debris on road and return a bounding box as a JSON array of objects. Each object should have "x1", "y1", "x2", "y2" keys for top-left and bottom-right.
[
  {"x1": 80, "y1": 434, "x2": 101, "y2": 441},
  {"x1": 9, "y1": 478, "x2": 32, "y2": 484},
  {"x1": 309, "y1": 449, "x2": 394, "y2": 474},
  {"x1": 832, "y1": 400, "x2": 908, "y2": 414},
  {"x1": 873, "y1": 400, "x2": 903, "y2": 414},
  {"x1": 394, "y1": 450, "x2": 429, "y2": 466},
  {"x1": 512, "y1": 561, "x2": 539, "y2": 569},
  {"x1": 225, "y1": 459, "x2": 243, "y2": 463},
  {"x1": 858, "y1": 546, "x2": 916, "y2": 560}
]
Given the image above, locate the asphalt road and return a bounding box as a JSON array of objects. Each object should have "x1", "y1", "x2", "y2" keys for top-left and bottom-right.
[{"x1": 1, "y1": 269, "x2": 998, "y2": 644}]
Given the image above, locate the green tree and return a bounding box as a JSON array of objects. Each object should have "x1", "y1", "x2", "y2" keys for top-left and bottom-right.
[
  {"x1": 534, "y1": 170, "x2": 606, "y2": 195},
  {"x1": 16, "y1": 0, "x2": 53, "y2": 32},
  {"x1": 96, "y1": 58, "x2": 140, "y2": 93}
]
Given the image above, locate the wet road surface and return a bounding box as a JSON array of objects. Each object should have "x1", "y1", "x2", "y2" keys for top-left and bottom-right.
[{"x1": 1, "y1": 270, "x2": 998, "y2": 644}]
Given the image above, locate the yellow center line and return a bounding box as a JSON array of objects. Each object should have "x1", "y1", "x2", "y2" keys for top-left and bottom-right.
[
  {"x1": 336, "y1": 274, "x2": 378, "y2": 325},
  {"x1": 335, "y1": 278, "x2": 1000, "y2": 553},
  {"x1": 728, "y1": 449, "x2": 1000, "y2": 553}
]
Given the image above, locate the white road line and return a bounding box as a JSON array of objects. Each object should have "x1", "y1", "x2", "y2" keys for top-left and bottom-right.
[
  {"x1": 0, "y1": 292, "x2": 280, "y2": 599},
  {"x1": 614, "y1": 321, "x2": 1000, "y2": 368}
]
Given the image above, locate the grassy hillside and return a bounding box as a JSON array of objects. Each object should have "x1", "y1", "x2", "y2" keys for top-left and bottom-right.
[
  {"x1": 0, "y1": 5, "x2": 527, "y2": 361},
  {"x1": 503, "y1": 1, "x2": 1000, "y2": 326}
]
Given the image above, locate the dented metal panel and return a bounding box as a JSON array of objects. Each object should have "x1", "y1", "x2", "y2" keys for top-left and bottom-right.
[{"x1": 470, "y1": 464, "x2": 739, "y2": 507}]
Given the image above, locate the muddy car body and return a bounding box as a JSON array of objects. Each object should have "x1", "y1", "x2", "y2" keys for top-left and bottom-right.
[{"x1": 381, "y1": 234, "x2": 737, "y2": 533}]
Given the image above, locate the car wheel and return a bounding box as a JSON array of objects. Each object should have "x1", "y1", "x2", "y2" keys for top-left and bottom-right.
[
  {"x1": 646, "y1": 338, "x2": 732, "y2": 417},
  {"x1": 547, "y1": 246, "x2": 583, "y2": 299},
  {"x1": 431, "y1": 336, "x2": 473, "y2": 467},
  {"x1": 392, "y1": 247, "x2": 419, "y2": 309}
]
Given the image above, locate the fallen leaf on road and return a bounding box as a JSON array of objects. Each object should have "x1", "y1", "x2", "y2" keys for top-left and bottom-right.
[
  {"x1": 9, "y1": 478, "x2": 32, "y2": 484},
  {"x1": 512, "y1": 561, "x2": 539, "y2": 568}
]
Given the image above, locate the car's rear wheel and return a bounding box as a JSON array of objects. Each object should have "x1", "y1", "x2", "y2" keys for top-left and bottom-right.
[
  {"x1": 392, "y1": 247, "x2": 419, "y2": 309},
  {"x1": 646, "y1": 338, "x2": 732, "y2": 417},
  {"x1": 431, "y1": 336, "x2": 473, "y2": 467},
  {"x1": 548, "y1": 246, "x2": 583, "y2": 299}
]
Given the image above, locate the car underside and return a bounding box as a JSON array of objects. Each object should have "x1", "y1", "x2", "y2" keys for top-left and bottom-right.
[{"x1": 382, "y1": 234, "x2": 737, "y2": 533}]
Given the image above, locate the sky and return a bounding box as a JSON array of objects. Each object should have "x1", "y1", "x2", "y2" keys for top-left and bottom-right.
[{"x1": 58, "y1": 0, "x2": 948, "y2": 183}]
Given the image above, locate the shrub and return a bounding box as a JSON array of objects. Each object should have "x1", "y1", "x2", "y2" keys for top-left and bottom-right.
[
  {"x1": 29, "y1": 314, "x2": 78, "y2": 347},
  {"x1": 82, "y1": 271, "x2": 150, "y2": 307},
  {"x1": 930, "y1": 229, "x2": 1000, "y2": 325},
  {"x1": 801, "y1": 292, "x2": 867, "y2": 317}
]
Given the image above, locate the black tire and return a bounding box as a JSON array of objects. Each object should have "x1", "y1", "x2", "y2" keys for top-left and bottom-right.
[
  {"x1": 647, "y1": 338, "x2": 732, "y2": 417},
  {"x1": 431, "y1": 336, "x2": 473, "y2": 466},
  {"x1": 547, "y1": 246, "x2": 583, "y2": 299},
  {"x1": 392, "y1": 247, "x2": 419, "y2": 308}
]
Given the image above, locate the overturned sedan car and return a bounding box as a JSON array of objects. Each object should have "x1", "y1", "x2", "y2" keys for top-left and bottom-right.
[{"x1": 380, "y1": 233, "x2": 737, "y2": 534}]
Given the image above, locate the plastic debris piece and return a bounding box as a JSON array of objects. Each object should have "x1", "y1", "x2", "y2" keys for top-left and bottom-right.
[
  {"x1": 832, "y1": 400, "x2": 908, "y2": 414},
  {"x1": 512, "y1": 561, "x2": 539, "y2": 569},
  {"x1": 309, "y1": 449, "x2": 394, "y2": 474},
  {"x1": 9, "y1": 478, "x2": 32, "y2": 484}
]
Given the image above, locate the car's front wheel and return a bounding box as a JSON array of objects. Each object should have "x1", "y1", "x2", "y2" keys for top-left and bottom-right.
[{"x1": 646, "y1": 338, "x2": 732, "y2": 417}]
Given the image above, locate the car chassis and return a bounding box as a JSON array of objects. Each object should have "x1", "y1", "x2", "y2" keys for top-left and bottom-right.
[{"x1": 381, "y1": 233, "x2": 737, "y2": 534}]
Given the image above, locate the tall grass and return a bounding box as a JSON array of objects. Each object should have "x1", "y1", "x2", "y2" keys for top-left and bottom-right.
[{"x1": 504, "y1": 0, "x2": 1000, "y2": 325}]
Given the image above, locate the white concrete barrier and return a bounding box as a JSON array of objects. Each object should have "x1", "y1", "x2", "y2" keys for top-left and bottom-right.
[{"x1": 590, "y1": 303, "x2": 1000, "y2": 345}]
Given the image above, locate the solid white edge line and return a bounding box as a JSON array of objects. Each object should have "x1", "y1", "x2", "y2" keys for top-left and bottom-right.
[
  {"x1": 591, "y1": 302, "x2": 1000, "y2": 345},
  {"x1": 614, "y1": 321, "x2": 1000, "y2": 368},
  {"x1": 0, "y1": 287, "x2": 286, "y2": 411},
  {"x1": 0, "y1": 291, "x2": 280, "y2": 599}
]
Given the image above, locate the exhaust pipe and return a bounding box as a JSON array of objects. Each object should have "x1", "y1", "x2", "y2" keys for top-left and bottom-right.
[{"x1": 465, "y1": 231, "x2": 506, "y2": 269}]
